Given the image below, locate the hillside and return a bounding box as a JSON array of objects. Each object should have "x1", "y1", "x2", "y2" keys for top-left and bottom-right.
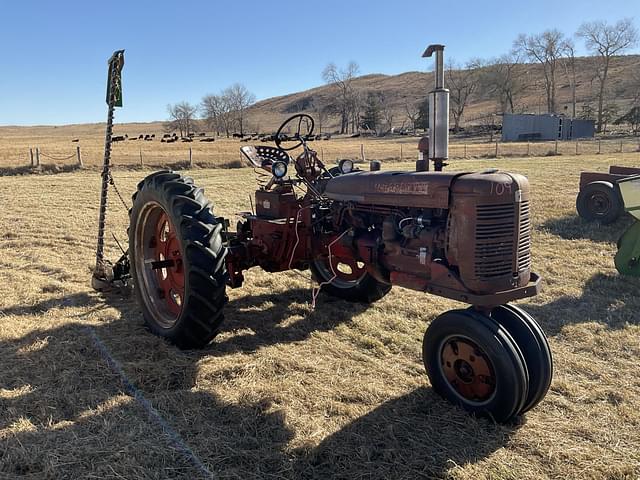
[
  {"x1": 1, "y1": 55, "x2": 638, "y2": 138},
  {"x1": 247, "y1": 55, "x2": 640, "y2": 132}
]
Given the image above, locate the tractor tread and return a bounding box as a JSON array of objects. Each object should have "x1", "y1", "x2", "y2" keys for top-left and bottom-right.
[{"x1": 130, "y1": 170, "x2": 227, "y2": 349}]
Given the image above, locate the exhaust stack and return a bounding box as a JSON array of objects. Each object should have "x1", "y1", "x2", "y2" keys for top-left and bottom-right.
[{"x1": 423, "y1": 44, "x2": 449, "y2": 170}]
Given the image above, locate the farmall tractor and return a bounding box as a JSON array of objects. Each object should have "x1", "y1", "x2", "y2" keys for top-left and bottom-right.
[{"x1": 94, "y1": 46, "x2": 552, "y2": 423}]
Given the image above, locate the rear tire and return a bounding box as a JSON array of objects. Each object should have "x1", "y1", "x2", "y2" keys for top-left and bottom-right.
[
  {"x1": 129, "y1": 171, "x2": 227, "y2": 349},
  {"x1": 576, "y1": 181, "x2": 623, "y2": 224},
  {"x1": 310, "y1": 259, "x2": 390, "y2": 303}
]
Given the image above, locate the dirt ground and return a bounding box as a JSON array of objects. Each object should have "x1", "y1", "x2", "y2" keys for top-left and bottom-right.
[{"x1": 2, "y1": 152, "x2": 640, "y2": 479}]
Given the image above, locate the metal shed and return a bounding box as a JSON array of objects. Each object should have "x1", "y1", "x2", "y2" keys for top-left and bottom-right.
[{"x1": 501, "y1": 114, "x2": 595, "y2": 142}]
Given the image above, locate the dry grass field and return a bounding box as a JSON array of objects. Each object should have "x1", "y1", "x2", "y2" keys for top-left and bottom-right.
[
  {"x1": 1, "y1": 123, "x2": 639, "y2": 172},
  {"x1": 2, "y1": 146, "x2": 640, "y2": 478}
]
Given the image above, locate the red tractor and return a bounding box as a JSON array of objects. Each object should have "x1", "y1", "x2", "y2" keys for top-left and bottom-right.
[{"x1": 99, "y1": 46, "x2": 552, "y2": 423}]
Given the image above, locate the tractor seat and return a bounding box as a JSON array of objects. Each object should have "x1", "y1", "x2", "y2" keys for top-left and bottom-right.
[{"x1": 241, "y1": 145, "x2": 291, "y2": 168}]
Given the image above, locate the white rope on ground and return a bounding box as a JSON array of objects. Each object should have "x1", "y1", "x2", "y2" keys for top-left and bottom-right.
[{"x1": 85, "y1": 326, "x2": 215, "y2": 480}]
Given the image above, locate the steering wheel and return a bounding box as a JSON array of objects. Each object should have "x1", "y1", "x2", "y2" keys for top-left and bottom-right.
[{"x1": 275, "y1": 114, "x2": 315, "y2": 151}]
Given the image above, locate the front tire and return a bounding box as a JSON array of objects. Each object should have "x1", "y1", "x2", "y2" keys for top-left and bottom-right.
[
  {"x1": 490, "y1": 305, "x2": 553, "y2": 414},
  {"x1": 129, "y1": 171, "x2": 227, "y2": 349},
  {"x1": 422, "y1": 309, "x2": 529, "y2": 423}
]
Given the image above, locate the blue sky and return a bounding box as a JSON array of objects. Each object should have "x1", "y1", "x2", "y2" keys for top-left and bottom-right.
[{"x1": 0, "y1": 0, "x2": 638, "y2": 126}]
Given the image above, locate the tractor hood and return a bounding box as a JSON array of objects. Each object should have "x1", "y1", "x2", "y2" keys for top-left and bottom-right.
[
  {"x1": 324, "y1": 171, "x2": 458, "y2": 208},
  {"x1": 323, "y1": 170, "x2": 528, "y2": 209}
]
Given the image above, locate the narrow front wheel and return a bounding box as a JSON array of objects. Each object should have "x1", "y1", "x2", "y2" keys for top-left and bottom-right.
[{"x1": 422, "y1": 309, "x2": 529, "y2": 422}]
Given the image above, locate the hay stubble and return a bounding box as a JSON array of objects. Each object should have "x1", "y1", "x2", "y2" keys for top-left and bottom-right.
[{"x1": 1, "y1": 152, "x2": 640, "y2": 479}]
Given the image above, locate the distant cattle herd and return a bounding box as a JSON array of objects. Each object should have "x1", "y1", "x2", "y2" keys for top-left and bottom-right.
[{"x1": 88, "y1": 132, "x2": 334, "y2": 144}]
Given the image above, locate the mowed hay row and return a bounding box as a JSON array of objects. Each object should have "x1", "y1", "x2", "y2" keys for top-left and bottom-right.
[{"x1": 1, "y1": 154, "x2": 640, "y2": 479}]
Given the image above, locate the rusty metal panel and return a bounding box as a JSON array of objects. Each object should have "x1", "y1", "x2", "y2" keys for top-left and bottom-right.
[
  {"x1": 255, "y1": 190, "x2": 298, "y2": 219},
  {"x1": 324, "y1": 171, "x2": 458, "y2": 208},
  {"x1": 448, "y1": 172, "x2": 531, "y2": 294}
]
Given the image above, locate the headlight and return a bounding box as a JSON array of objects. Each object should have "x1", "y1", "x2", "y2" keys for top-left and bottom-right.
[
  {"x1": 272, "y1": 161, "x2": 288, "y2": 178},
  {"x1": 338, "y1": 159, "x2": 354, "y2": 174}
]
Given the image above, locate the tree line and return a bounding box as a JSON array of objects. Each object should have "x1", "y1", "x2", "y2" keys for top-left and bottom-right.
[
  {"x1": 166, "y1": 83, "x2": 256, "y2": 138},
  {"x1": 167, "y1": 17, "x2": 639, "y2": 138},
  {"x1": 321, "y1": 17, "x2": 639, "y2": 135}
]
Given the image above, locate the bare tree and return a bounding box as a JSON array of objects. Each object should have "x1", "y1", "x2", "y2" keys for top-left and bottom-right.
[
  {"x1": 311, "y1": 98, "x2": 331, "y2": 134},
  {"x1": 447, "y1": 60, "x2": 480, "y2": 132},
  {"x1": 561, "y1": 39, "x2": 578, "y2": 118},
  {"x1": 167, "y1": 102, "x2": 198, "y2": 138},
  {"x1": 404, "y1": 100, "x2": 420, "y2": 132},
  {"x1": 481, "y1": 53, "x2": 530, "y2": 114},
  {"x1": 378, "y1": 93, "x2": 394, "y2": 134},
  {"x1": 322, "y1": 61, "x2": 360, "y2": 134},
  {"x1": 577, "y1": 18, "x2": 639, "y2": 132},
  {"x1": 514, "y1": 29, "x2": 568, "y2": 113},
  {"x1": 349, "y1": 89, "x2": 364, "y2": 134},
  {"x1": 632, "y1": 69, "x2": 640, "y2": 106},
  {"x1": 200, "y1": 94, "x2": 234, "y2": 137},
  {"x1": 224, "y1": 83, "x2": 256, "y2": 137}
]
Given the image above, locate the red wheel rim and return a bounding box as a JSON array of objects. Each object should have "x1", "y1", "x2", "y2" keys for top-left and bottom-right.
[
  {"x1": 151, "y1": 211, "x2": 184, "y2": 317},
  {"x1": 324, "y1": 256, "x2": 366, "y2": 282},
  {"x1": 440, "y1": 336, "x2": 496, "y2": 403},
  {"x1": 313, "y1": 237, "x2": 367, "y2": 288}
]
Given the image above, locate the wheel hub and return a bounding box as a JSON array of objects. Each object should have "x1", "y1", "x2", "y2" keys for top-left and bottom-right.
[
  {"x1": 589, "y1": 192, "x2": 611, "y2": 215},
  {"x1": 153, "y1": 212, "x2": 184, "y2": 316},
  {"x1": 441, "y1": 337, "x2": 496, "y2": 402}
]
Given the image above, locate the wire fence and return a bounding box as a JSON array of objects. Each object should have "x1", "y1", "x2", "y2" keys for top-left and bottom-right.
[{"x1": 2, "y1": 137, "x2": 640, "y2": 175}]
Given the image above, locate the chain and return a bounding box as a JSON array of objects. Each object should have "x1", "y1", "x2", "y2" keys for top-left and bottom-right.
[{"x1": 108, "y1": 172, "x2": 130, "y2": 212}]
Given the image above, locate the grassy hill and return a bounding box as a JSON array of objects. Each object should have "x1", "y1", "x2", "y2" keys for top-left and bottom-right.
[
  {"x1": 248, "y1": 55, "x2": 640, "y2": 132},
  {"x1": 1, "y1": 55, "x2": 638, "y2": 138}
]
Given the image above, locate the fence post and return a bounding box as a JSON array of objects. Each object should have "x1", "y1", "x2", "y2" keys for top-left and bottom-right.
[
  {"x1": 555, "y1": 140, "x2": 558, "y2": 155},
  {"x1": 400, "y1": 144, "x2": 403, "y2": 161},
  {"x1": 189, "y1": 147, "x2": 193, "y2": 167},
  {"x1": 527, "y1": 142, "x2": 531, "y2": 156},
  {"x1": 575, "y1": 141, "x2": 579, "y2": 155},
  {"x1": 495, "y1": 141, "x2": 499, "y2": 158},
  {"x1": 139, "y1": 148, "x2": 143, "y2": 167},
  {"x1": 29, "y1": 148, "x2": 34, "y2": 167},
  {"x1": 620, "y1": 140, "x2": 624, "y2": 153},
  {"x1": 598, "y1": 139, "x2": 602, "y2": 155},
  {"x1": 35, "y1": 147, "x2": 40, "y2": 167},
  {"x1": 321, "y1": 147, "x2": 324, "y2": 162},
  {"x1": 76, "y1": 146, "x2": 83, "y2": 167},
  {"x1": 464, "y1": 144, "x2": 467, "y2": 158},
  {"x1": 361, "y1": 143, "x2": 365, "y2": 162}
]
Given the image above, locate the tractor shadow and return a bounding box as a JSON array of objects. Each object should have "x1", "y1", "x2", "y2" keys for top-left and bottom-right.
[
  {"x1": 210, "y1": 288, "x2": 370, "y2": 355},
  {"x1": 538, "y1": 213, "x2": 633, "y2": 243},
  {"x1": 522, "y1": 272, "x2": 640, "y2": 336},
  {"x1": 1, "y1": 290, "x2": 519, "y2": 478},
  {"x1": 292, "y1": 387, "x2": 520, "y2": 480}
]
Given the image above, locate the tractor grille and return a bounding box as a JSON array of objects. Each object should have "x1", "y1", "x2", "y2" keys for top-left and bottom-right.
[
  {"x1": 474, "y1": 201, "x2": 530, "y2": 280},
  {"x1": 517, "y1": 201, "x2": 532, "y2": 271}
]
